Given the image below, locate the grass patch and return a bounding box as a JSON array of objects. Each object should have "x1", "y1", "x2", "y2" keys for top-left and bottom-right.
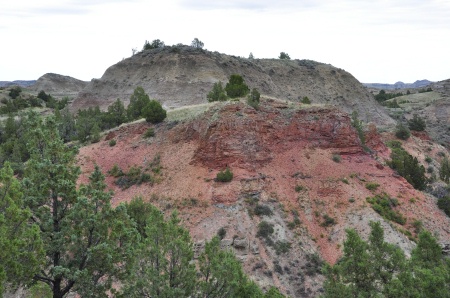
[{"x1": 365, "y1": 182, "x2": 380, "y2": 191}]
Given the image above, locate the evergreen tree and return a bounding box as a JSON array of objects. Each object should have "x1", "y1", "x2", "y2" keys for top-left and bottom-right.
[
  {"x1": 122, "y1": 204, "x2": 196, "y2": 297},
  {"x1": 22, "y1": 115, "x2": 137, "y2": 298},
  {"x1": 127, "y1": 86, "x2": 151, "y2": 120},
  {"x1": 408, "y1": 114, "x2": 426, "y2": 131},
  {"x1": 0, "y1": 162, "x2": 43, "y2": 295},
  {"x1": 439, "y1": 157, "x2": 450, "y2": 183},
  {"x1": 105, "y1": 98, "x2": 127, "y2": 127},
  {"x1": 225, "y1": 74, "x2": 249, "y2": 98},
  {"x1": 142, "y1": 100, "x2": 167, "y2": 124},
  {"x1": 207, "y1": 82, "x2": 227, "y2": 102}
]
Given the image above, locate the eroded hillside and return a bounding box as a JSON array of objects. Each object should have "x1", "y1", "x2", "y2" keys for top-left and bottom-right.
[
  {"x1": 77, "y1": 99, "x2": 450, "y2": 297},
  {"x1": 72, "y1": 46, "x2": 394, "y2": 127}
]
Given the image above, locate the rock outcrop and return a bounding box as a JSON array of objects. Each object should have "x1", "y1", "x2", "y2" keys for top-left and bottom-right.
[{"x1": 72, "y1": 46, "x2": 394, "y2": 127}]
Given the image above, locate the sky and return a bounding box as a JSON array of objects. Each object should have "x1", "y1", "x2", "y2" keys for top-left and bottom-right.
[{"x1": 1, "y1": 0, "x2": 449, "y2": 84}]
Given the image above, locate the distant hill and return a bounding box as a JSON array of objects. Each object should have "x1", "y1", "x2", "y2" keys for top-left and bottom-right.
[
  {"x1": 0, "y1": 80, "x2": 36, "y2": 87},
  {"x1": 363, "y1": 80, "x2": 433, "y2": 90},
  {"x1": 29, "y1": 73, "x2": 88, "y2": 98},
  {"x1": 72, "y1": 46, "x2": 394, "y2": 127}
]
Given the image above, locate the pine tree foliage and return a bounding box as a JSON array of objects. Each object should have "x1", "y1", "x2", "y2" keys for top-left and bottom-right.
[{"x1": 322, "y1": 222, "x2": 450, "y2": 297}]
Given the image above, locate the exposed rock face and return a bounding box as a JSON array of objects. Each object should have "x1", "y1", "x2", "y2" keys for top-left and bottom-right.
[
  {"x1": 29, "y1": 73, "x2": 88, "y2": 98},
  {"x1": 77, "y1": 100, "x2": 450, "y2": 297},
  {"x1": 72, "y1": 46, "x2": 394, "y2": 127},
  {"x1": 364, "y1": 80, "x2": 433, "y2": 90},
  {"x1": 182, "y1": 102, "x2": 363, "y2": 170}
]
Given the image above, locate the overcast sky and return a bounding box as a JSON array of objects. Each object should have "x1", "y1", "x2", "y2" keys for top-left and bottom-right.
[{"x1": 1, "y1": 0, "x2": 449, "y2": 83}]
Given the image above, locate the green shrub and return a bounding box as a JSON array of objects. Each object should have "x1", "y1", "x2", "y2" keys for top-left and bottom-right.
[
  {"x1": 225, "y1": 74, "x2": 249, "y2": 98},
  {"x1": 387, "y1": 145, "x2": 427, "y2": 190},
  {"x1": 320, "y1": 214, "x2": 336, "y2": 227},
  {"x1": 108, "y1": 164, "x2": 123, "y2": 177},
  {"x1": 143, "y1": 128, "x2": 155, "y2": 138},
  {"x1": 366, "y1": 194, "x2": 406, "y2": 225},
  {"x1": 295, "y1": 185, "x2": 304, "y2": 192},
  {"x1": 439, "y1": 157, "x2": 450, "y2": 183},
  {"x1": 109, "y1": 139, "x2": 116, "y2": 146},
  {"x1": 274, "y1": 240, "x2": 291, "y2": 255},
  {"x1": 408, "y1": 114, "x2": 426, "y2": 131},
  {"x1": 366, "y1": 182, "x2": 380, "y2": 191},
  {"x1": 254, "y1": 204, "x2": 273, "y2": 216},
  {"x1": 438, "y1": 196, "x2": 450, "y2": 217},
  {"x1": 425, "y1": 156, "x2": 432, "y2": 163},
  {"x1": 115, "y1": 166, "x2": 152, "y2": 189},
  {"x1": 8, "y1": 86, "x2": 22, "y2": 99},
  {"x1": 301, "y1": 96, "x2": 311, "y2": 104},
  {"x1": 332, "y1": 154, "x2": 342, "y2": 163},
  {"x1": 279, "y1": 52, "x2": 290, "y2": 60},
  {"x1": 216, "y1": 168, "x2": 233, "y2": 182},
  {"x1": 395, "y1": 122, "x2": 411, "y2": 140},
  {"x1": 257, "y1": 221, "x2": 274, "y2": 238},
  {"x1": 142, "y1": 100, "x2": 167, "y2": 123},
  {"x1": 217, "y1": 227, "x2": 227, "y2": 240},
  {"x1": 247, "y1": 88, "x2": 260, "y2": 108},
  {"x1": 207, "y1": 81, "x2": 227, "y2": 102}
]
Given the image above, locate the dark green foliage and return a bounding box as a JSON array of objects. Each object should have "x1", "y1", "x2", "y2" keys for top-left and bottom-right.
[
  {"x1": 408, "y1": 114, "x2": 426, "y2": 131},
  {"x1": 225, "y1": 74, "x2": 249, "y2": 98},
  {"x1": 217, "y1": 227, "x2": 227, "y2": 240},
  {"x1": 216, "y1": 168, "x2": 233, "y2": 182},
  {"x1": 143, "y1": 39, "x2": 165, "y2": 50},
  {"x1": 366, "y1": 194, "x2": 406, "y2": 225},
  {"x1": 247, "y1": 88, "x2": 261, "y2": 108},
  {"x1": 143, "y1": 127, "x2": 155, "y2": 138},
  {"x1": 395, "y1": 122, "x2": 411, "y2": 140},
  {"x1": 0, "y1": 162, "x2": 43, "y2": 295},
  {"x1": 254, "y1": 204, "x2": 273, "y2": 216},
  {"x1": 207, "y1": 81, "x2": 228, "y2": 102},
  {"x1": 332, "y1": 154, "x2": 341, "y2": 163},
  {"x1": 439, "y1": 157, "x2": 450, "y2": 183},
  {"x1": 387, "y1": 143, "x2": 427, "y2": 190},
  {"x1": 22, "y1": 116, "x2": 137, "y2": 298},
  {"x1": 279, "y1": 52, "x2": 290, "y2": 60},
  {"x1": 115, "y1": 165, "x2": 152, "y2": 189},
  {"x1": 304, "y1": 253, "x2": 323, "y2": 276},
  {"x1": 374, "y1": 89, "x2": 403, "y2": 102},
  {"x1": 323, "y1": 224, "x2": 450, "y2": 297},
  {"x1": 109, "y1": 139, "x2": 116, "y2": 146},
  {"x1": 320, "y1": 214, "x2": 337, "y2": 227},
  {"x1": 274, "y1": 240, "x2": 291, "y2": 255},
  {"x1": 127, "y1": 86, "x2": 151, "y2": 120},
  {"x1": 257, "y1": 221, "x2": 274, "y2": 238},
  {"x1": 301, "y1": 96, "x2": 311, "y2": 104},
  {"x1": 108, "y1": 164, "x2": 123, "y2": 177},
  {"x1": 191, "y1": 37, "x2": 204, "y2": 49},
  {"x1": 351, "y1": 111, "x2": 366, "y2": 146},
  {"x1": 121, "y1": 205, "x2": 197, "y2": 298},
  {"x1": 37, "y1": 90, "x2": 51, "y2": 101},
  {"x1": 142, "y1": 100, "x2": 167, "y2": 123},
  {"x1": 55, "y1": 107, "x2": 76, "y2": 142},
  {"x1": 437, "y1": 196, "x2": 450, "y2": 217},
  {"x1": 295, "y1": 185, "x2": 304, "y2": 192},
  {"x1": 365, "y1": 182, "x2": 380, "y2": 191},
  {"x1": 8, "y1": 86, "x2": 22, "y2": 99},
  {"x1": 104, "y1": 98, "x2": 127, "y2": 127}
]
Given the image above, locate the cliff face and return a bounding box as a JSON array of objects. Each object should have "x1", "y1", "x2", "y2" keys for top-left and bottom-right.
[
  {"x1": 77, "y1": 100, "x2": 450, "y2": 297},
  {"x1": 72, "y1": 46, "x2": 394, "y2": 127}
]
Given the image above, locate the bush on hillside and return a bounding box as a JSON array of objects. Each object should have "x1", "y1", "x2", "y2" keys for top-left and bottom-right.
[
  {"x1": 215, "y1": 168, "x2": 233, "y2": 182},
  {"x1": 142, "y1": 100, "x2": 166, "y2": 124},
  {"x1": 207, "y1": 82, "x2": 227, "y2": 102},
  {"x1": 395, "y1": 122, "x2": 411, "y2": 140},
  {"x1": 408, "y1": 114, "x2": 426, "y2": 131},
  {"x1": 225, "y1": 74, "x2": 249, "y2": 98}
]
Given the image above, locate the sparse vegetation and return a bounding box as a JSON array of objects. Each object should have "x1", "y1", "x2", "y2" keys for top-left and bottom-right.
[
  {"x1": 332, "y1": 154, "x2": 342, "y2": 163},
  {"x1": 408, "y1": 114, "x2": 426, "y2": 131},
  {"x1": 439, "y1": 156, "x2": 450, "y2": 183},
  {"x1": 257, "y1": 221, "x2": 274, "y2": 239},
  {"x1": 366, "y1": 194, "x2": 406, "y2": 225},
  {"x1": 365, "y1": 182, "x2": 380, "y2": 191},
  {"x1": 207, "y1": 81, "x2": 227, "y2": 102},
  {"x1": 320, "y1": 214, "x2": 337, "y2": 227},
  {"x1": 247, "y1": 88, "x2": 261, "y2": 108},
  {"x1": 301, "y1": 96, "x2": 311, "y2": 104},
  {"x1": 279, "y1": 52, "x2": 290, "y2": 60},
  {"x1": 215, "y1": 168, "x2": 233, "y2": 182},
  {"x1": 143, "y1": 127, "x2": 155, "y2": 138},
  {"x1": 115, "y1": 166, "x2": 152, "y2": 189},
  {"x1": 254, "y1": 204, "x2": 273, "y2": 216},
  {"x1": 395, "y1": 122, "x2": 411, "y2": 140},
  {"x1": 217, "y1": 227, "x2": 227, "y2": 240},
  {"x1": 109, "y1": 139, "x2": 116, "y2": 146}
]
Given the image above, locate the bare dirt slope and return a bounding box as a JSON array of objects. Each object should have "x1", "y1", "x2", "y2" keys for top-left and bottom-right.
[
  {"x1": 77, "y1": 100, "x2": 450, "y2": 297},
  {"x1": 29, "y1": 73, "x2": 88, "y2": 99},
  {"x1": 72, "y1": 46, "x2": 394, "y2": 127}
]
